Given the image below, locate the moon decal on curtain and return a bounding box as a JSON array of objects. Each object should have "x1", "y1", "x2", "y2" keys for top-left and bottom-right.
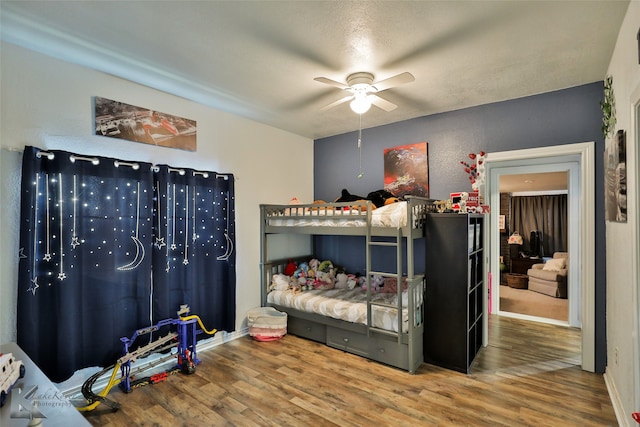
[
  {"x1": 117, "y1": 235, "x2": 146, "y2": 271},
  {"x1": 217, "y1": 189, "x2": 234, "y2": 261},
  {"x1": 117, "y1": 181, "x2": 146, "y2": 271}
]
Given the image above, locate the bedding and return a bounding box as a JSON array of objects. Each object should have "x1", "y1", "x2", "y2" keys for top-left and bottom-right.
[
  {"x1": 269, "y1": 200, "x2": 410, "y2": 228},
  {"x1": 267, "y1": 287, "x2": 420, "y2": 333}
]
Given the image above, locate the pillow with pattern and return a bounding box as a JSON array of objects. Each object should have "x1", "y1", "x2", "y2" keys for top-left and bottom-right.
[{"x1": 543, "y1": 258, "x2": 566, "y2": 271}]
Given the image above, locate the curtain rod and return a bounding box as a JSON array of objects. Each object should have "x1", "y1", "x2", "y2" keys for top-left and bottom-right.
[
  {"x1": 114, "y1": 160, "x2": 140, "y2": 170},
  {"x1": 36, "y1": 150, "x2": 55, "y2": 159},
  {"x1": 28, "y1": 149, "x2": 233, "y2": 179},
  {"x1": 70, "y1": 154, "x2": 100, "y2": 165}
]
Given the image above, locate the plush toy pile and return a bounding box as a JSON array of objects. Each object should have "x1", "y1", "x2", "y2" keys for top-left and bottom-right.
[
  {"x1": 333, "y1": 188, "x2": 401, "y2": 209},
  {"x1": 308, "y1": 188, "x2": 402, "y2": 211},
  {"x1": 270, "y1": 258, "x2": 409, "y2": 295},
  {"x1": 270, "y1": 258, "x2": 359, "y2": 294}
]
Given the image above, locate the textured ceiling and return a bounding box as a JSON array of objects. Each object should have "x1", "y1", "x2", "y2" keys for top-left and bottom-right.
[
  {"x1": 0, "y1": 1, "x2": 629, "y2": 140},
  {"x1": 500, "y1": 172, "x2": 568, "y2": 193}
]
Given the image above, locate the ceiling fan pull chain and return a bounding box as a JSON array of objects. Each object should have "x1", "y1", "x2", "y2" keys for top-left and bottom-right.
[{"x1": 357, "y1": 114, "x2": 364, "y2": 179}]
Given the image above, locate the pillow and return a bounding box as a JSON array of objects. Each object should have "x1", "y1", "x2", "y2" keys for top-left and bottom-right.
[
  {"x1": 270, "y1": 274, "x2": 290, "y2": 291},
  {"x1": 543, "y1": 258, "x2": 566, "y2": 271}
]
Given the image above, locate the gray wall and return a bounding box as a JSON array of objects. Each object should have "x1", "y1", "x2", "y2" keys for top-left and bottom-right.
[{"x1": 313, "y1": 82, "x2": 607, "y2": 372}]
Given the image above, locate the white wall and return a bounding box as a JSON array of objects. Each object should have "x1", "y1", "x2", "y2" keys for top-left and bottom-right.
[
  {"x1": 0, "y1": 42, "x2": 314, "y2": 345},
  {"x1": 604, "y1": 1, "x2": 640, "y2": 425}
]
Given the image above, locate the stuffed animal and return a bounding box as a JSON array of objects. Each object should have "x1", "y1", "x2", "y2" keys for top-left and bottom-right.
[
  {"x1": 335, "y1": 272, "x2": 349, "y2": 289},
  {"x1": 270, "y1": 274, "x2": 291, "y2": 291},
  {"x1": 335, "y1": 188, "x2": 402, "y2": 209},
  {"x1": 299, "y1": 262, "x2": 309, "y2": 273},
  {"x1": 314, "y1": 270, "x2": 335, "y2": 290},
  {"x1": 289, "y1": 277, "x2": 302, "y2": 294},
  {"x1": 347, "y1": 274, "x2": 357, "y2": 289},
  {"x1": 334, "y1": 189, "x2": 370, "y2": 211},
  {"x1": 362, "y1": 274, "x2": 384, "y2": 292},
  {"x1": 335, "y1": 188, "x2": 367, "y2": 203},
  {"x1": 318, "y1": 260, "x2": 334, "y2": 273},
  {"x1": 336, "y1": 273, "x2": 357, "y2": 289},
  {"x1": 293, "y1": 262, "x2": 309, "y2": 280},
  {"x1": 284, "y1": 259, "x2": 297, "y2": 276},
  {"x1": 367, "y1": 189, "x2": 399, "y2": 208},
  {"x1": 294, "y1": 268, "x2": 307, "y2": 285},
  {"x1": 381, "y1": 277, "x2": 408, "y2": 293},
  {"x1": 384, "y1": 197, "x2": 401, "y2": 205},
  {"x1": 372, "y1": 275, "x2": 385, "y2": 291},
  {"x1": 458, "y1": 192, "x2": 469, "y2": 213}
]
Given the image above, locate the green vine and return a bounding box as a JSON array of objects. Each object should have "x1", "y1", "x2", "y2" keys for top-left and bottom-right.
[{"x1": 601, "y1": 75, "x2": 616, "y2": 139}]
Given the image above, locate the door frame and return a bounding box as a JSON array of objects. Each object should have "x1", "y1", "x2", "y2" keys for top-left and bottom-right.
[
  {"x1": 483, "y1": 142, "x2": 595, "y2": 372},
  {"x1": 493, "y1": 163, "x2": 579, "y2": 327}
]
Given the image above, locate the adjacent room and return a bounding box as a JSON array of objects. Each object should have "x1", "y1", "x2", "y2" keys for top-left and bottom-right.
[
  {"x1": 498, "y1": 171, "x2": 570, "y2": 324},
  {"x1": 1, "y1": 1, "x2": 638, "y2": 426}
]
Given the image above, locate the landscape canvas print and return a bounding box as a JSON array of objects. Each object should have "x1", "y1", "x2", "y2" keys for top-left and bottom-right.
[
  {"x1": 94, "y1": 97, "x2": 197, "y2": 151},
  {"x1": 383, "y1": 141, "x2": 429, "y2": 198}
]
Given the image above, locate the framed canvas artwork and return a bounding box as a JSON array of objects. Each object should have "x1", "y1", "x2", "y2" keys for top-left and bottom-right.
[
  {"x1": 94, "y1": 97, "x2": 197, "y2": 151},
  {"x1": 383, "y1": 141, "x2": 429, "y2": 198}
]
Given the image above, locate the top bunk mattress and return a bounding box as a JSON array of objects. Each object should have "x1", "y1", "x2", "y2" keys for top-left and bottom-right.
[{"x1": 266, "y1": 200, "x2": 413, "y2": 228}]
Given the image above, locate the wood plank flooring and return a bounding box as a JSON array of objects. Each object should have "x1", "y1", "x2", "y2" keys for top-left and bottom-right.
[{"x1": 83, "y1": 315, "x2": 617, "y2": 426}]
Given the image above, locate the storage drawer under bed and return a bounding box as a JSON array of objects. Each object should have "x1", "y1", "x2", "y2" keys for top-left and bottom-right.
[
  {"x1": 369, "y1": 336, "x2": 409, "y2": 368},
  {"x1": 287, "y1": 316, "x2": 326, "y2": 342},
  {"x1": 327, "y1": 326, "x2": 369, "y2": 357}
]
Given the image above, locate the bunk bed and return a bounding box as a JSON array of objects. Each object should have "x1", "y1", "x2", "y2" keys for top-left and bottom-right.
[{"x1": 260, "y1": 196, "x2": 432, "y2": 374}]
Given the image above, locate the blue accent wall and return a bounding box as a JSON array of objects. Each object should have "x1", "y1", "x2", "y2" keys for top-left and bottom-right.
[{"x1": 314, "y1": 82, "x2": 607, "y2": 372}]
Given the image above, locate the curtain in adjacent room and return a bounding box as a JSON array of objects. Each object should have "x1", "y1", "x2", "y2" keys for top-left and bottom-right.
[
  {"x1": 151, "y1": 165, "x2": 236, "y2": 334},
  {"x1": 510, "y1": 194, "x2": 567, "y2": 256},
  {"x1": 17, "y1": 147, "x2": 236, "y2": 382}
]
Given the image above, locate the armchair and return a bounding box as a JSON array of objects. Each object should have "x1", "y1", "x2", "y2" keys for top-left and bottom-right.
[{"x1": 527, "y1": 252, "x2": 568, "y2": 298}]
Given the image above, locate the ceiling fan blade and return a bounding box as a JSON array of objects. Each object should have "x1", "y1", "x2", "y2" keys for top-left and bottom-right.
[
  {"x1": 319, "y1": 95, "x2": 354, "y2": 112},
  {"x1": 370, "y1": 94, "x2": 398, "y2": 112},
  {"x1": 314, "y1": 77, "x2": 350, "y2": 90},
  {"x1": 371, "y1": 72, "x2": 415, "y2": 92}
]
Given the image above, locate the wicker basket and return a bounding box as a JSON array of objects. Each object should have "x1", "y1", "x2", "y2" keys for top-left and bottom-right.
[{"x1": 506, "y1": 273, "x2": 528, "y2": 289}]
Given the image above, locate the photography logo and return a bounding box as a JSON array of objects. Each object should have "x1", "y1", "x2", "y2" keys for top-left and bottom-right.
[
  {"x1": 10, "y1": 385, "x2": 47, "y2": 421},
  {"x1": 8, "y1": 383, "x2": 74, "y2": 423}
]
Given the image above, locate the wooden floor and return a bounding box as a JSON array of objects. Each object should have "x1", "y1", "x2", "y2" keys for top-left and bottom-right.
[{"x1": 84, "y1": 315, "x2": 617, "y2": 426}]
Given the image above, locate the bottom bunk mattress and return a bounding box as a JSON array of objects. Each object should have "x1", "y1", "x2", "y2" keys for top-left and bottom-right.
[{"x1": 267, "y1": 288, "x2": 417, "y2": 333}]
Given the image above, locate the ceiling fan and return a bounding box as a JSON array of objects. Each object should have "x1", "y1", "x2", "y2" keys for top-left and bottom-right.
[{"x1": 314, "y1": 71, "x2": 415, "y2": 114}]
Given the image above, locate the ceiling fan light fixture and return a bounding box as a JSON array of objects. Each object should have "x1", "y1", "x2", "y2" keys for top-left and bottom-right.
[
  {"x1": 350, "y1": 92, "x2": 371, "y2": 114},
  {"x1": 316, "y1": 71, "x2": 412, "y2": 114}
]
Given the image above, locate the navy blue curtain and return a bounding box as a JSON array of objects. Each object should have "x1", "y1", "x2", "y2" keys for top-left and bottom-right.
[
  {"x1": 17, "y1": 147, "x2": 153, "y2": 382},
  {"x1": 151, "y1": 165, "x2": 236, "y2": 333},
  {"x1": 17, "y1": 147, "x2": 236, "y2": 382}
]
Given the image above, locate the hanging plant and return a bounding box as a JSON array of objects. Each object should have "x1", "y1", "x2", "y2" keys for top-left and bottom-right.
[{"x1": 601, "y1": 75, "x2": 616, "y2": 139}]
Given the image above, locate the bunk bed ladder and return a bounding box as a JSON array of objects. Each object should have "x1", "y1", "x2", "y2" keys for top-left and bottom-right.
[{"x1": 366, "y1": 224, "x2": 404, "y2": 344}]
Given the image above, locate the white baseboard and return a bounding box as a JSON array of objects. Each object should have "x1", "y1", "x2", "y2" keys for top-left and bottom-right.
[{"x1": 604, "y1": 368, "x2": 628, "y2": 427}]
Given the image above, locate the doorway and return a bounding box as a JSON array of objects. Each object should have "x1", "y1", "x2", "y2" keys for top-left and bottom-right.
[
  {"x1": 484, "y1": 142, "x2": 595, "y2": 372},
  {"x1": 498, "y1": 176, "x2": 569, "y2": 324}
]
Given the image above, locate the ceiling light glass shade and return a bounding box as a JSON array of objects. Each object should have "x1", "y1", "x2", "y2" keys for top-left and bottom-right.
[{"x1": 350, "y1": 94, "x2": 371, "y2": 114}]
